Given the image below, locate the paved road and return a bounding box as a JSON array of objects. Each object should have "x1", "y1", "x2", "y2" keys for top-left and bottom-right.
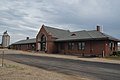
[{"x1": 2, "y1": 53, "x2": 120, "y2": 80}]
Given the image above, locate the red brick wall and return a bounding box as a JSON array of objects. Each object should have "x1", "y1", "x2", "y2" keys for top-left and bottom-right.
[
  {"x1": 57, "y1": 40, "x2": 118, "y2": 56},
  {"x1": 36, "y1": 25, "x2": 57, "y2": 53},
  {"x1": 12, "y1": 43, "x2": 36, "y2": 51},
  {"x1": 104, "y1": 41, "x2": 118, "y2": 56},
  {"x1": 58, "y1": 41, "x2": 104, "y2": 55},
  {"x1": 36, "y1": 25, "x2": 48, "y2": 51}
]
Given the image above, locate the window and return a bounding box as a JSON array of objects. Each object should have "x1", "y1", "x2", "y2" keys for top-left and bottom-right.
[
  {"x1": 109, "y1": 42, "x2": 115, "y2": 50},
  {"x1": 71, "y1": 43, "x2": 74, "y2": 49},
  {"x1": 71, "y1": 33, "x2": 76, "y2": 36},
  {"x1": 41, "y1": 34, "x2": 46, "y2": 51},
  {"x1": 68, "y1": 42, "x2": 74, "y2": 50},
  {"x1": 81, "y1": 42, "x2": 85, "y2": 50},
  {"x1": 41, "y1": 35, "x2": 46, "y2": 42},
  {"x1": 77, "y1": 42, "x2": 85, "y2": 50},
  {"x1": 78, "y1": 42, "x2": 82, "y2": 50},
  {"x1": 109, "y1": 42, "x2": 112, "y2": 50},
  {"x1": 60, "y1": 43, "x2": 64, "y2": 50}
]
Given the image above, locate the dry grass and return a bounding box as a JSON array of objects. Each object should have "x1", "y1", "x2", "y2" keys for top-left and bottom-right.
[{"x1": 105, "y1": 56, "x2": 120, "y2": 60}]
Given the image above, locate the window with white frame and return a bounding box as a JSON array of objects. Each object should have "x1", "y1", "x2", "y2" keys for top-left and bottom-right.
[
  {"x1": 77, "y1": 42, "x2": 85, "y2": 50},
  {"x1": 109, "y1": 42, "x2": 116, "y2": 50},
  {"x1": 68, "y1": 42, "x2": 74, "y2": 50}
]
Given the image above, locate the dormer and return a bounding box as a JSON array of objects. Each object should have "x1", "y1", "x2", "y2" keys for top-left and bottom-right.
[{"x1": 71, "y1": 33, "x2": 76, "y2": 36}]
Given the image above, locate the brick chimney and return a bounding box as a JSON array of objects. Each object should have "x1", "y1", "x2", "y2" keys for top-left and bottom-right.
[
  {"x1": 96, "y1": 25, "x2": 100, "y2": 32},
  {"x1": 26, "y1": 37, "x2": 29, "y2": 40}
]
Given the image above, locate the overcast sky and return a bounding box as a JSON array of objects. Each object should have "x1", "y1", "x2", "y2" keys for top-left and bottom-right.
[{"x1": 0, "y1": 0, "x2": 120, "y2": 44}]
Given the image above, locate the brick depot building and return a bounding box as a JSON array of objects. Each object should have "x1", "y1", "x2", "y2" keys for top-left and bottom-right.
[
  {"x1": 11, "y1": 25, "x2": 120, "y2": 56},
  {"x1": 11, "y1": 38, "x2": 36, "y2": 51}
]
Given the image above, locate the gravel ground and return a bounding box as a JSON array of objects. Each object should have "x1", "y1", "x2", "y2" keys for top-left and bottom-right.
[
  {"x1": 0, "y1": 49, "x2": 90, "y2": 80},
  {"x1": 0, "y1": 59, "x2": 89, "y2": 80},
  {"x1": 8, "y1": 49, "x2": 120, "y2": 64},
  {"x1": 0, "y1": 49, "x2": 119, "y2": 80}
]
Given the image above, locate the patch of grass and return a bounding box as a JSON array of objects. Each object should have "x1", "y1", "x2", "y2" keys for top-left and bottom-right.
[
  {"x1": 3, "y1": 64, "x2": 18, "y2": 68},
  {"x1": 111, "y1": 51, "x2": 120, "y2": 56},
  {"x1": 107, "y1": 51, "x2": 120, "y2": 60},
  {"x1": 105, "y1": 56, "x2": 120, "y2": 60},
  {"x1": 3, "y1": 64, "x2": 26, "y2": 70}
]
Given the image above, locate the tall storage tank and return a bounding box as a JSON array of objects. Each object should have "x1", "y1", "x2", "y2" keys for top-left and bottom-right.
[{"x1": 2, "y1": 31, "x2": 10, "y2": 48}]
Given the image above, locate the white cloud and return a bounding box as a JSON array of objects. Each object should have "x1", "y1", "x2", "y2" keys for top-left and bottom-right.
[{"x1": 0, "y1": 0, "x2": 120, "y2": 43}]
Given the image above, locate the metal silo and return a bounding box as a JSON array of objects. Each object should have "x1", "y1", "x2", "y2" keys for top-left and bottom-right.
[{"x1": 2, "y1": 31, "x2": 10, "y2": 48}]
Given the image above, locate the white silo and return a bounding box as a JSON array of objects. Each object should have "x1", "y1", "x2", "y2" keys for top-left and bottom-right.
[{"x1": 2, "y1": 31, "x2": 10, "y2": 48}]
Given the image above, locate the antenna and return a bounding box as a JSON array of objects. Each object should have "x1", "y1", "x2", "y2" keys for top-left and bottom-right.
[{"x1": 101, "y1": 25, "x2": 103, "y2": 32}]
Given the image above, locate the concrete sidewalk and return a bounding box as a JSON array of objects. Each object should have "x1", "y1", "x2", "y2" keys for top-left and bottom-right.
[
  {"x1": 36, "y1": 52, "x2": 120, "y2": 64},
  {"x1": 1, "y1": 49, "x2": 120, "y2": 64},
  {"x1": 18, "y1": 50, "x2": 120, "y2": 64}
]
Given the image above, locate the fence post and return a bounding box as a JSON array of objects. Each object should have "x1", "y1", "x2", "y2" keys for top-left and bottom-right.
[{"x1": 2, "y1": 51, "x2": 4, "y2": 67}]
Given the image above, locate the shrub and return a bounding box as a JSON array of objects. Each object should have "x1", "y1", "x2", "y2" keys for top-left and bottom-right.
[{"x1": 112, "y1": 51, "x2": 120, "y2": 56}]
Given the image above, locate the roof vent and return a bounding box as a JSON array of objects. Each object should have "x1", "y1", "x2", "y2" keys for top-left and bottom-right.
[{"x1": 71, "y1": 33, "x2": 76, "y2": 36}]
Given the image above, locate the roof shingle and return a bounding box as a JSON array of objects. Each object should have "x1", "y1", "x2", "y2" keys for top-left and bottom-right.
[
  {"x1": 44, "y1": 26, "x2": 120, "y2": 42},
  {"x1": 12, "y1": 38, "x2": 36, "y2": 45},
  {"x1": 12, "y1": 26, "x2": 120, "y2": 45}
]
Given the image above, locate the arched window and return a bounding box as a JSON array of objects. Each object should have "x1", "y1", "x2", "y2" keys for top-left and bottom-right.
[
  {"x1": 41, "y1": 35, "x2": 46, "y2": 42},
  {"x1": 40, "y1": 34, "x2": 46, "y2": 51}
]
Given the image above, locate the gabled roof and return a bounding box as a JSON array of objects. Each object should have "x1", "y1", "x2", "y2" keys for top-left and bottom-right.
[
  {"x1": 12, "y1": 38, "x2": 36, "y2": 45},
  {"x1": 43, "y1": 26, "x2": 70, "y2": 39},
  {"x1": 43, "y1": 26, "x2": 120, "y2": 42},
  {"x1": 12, "y1": 26, "x2": 120, "y2": 45}
]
